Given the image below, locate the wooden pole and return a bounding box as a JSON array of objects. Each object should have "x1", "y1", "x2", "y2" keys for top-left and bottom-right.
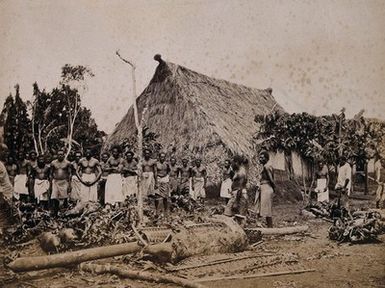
[
  {"x1": 7, "y1": 242, "x2": 141, "y2": 272},
  {"x1": 364, "y1": 160, "x2": 369, "y2": 195},
  {"x1": 116, "y1": 50, "x2": 143, "y2": 224},
  {"x1": 80, "y1": 263, "x2": 206, "y2": 288}
]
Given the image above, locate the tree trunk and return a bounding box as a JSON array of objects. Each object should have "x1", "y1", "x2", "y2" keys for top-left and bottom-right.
[
  {"x1": 364, "y1": 160, "x2": 368, "y2": 195},
  {"x1": 80, "y1": 263, "x2": 205, "y2": 288},
  {"x1": 7, "y1": 242, "x2": 142, "y2": 272}
]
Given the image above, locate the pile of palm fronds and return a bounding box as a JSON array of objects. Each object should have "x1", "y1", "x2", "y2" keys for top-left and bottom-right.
[
  {"x1": 2, "y1": 198, "x2": 139, "y2": 250},
  {"x1": 328, "y1": 210, "x2": 384, "y2": 243}
]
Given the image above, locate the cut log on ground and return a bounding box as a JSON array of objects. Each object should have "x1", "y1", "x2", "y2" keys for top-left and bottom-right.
[
  {"x1": 80, "y1": 263, "x2": 206, "y2": 288},
  {"x1": 245, "y1": 225, "x2": 309, "y2": 236},
  {"x1": 7, "y1": 242, "x2": 142, "y2": 272},
  {"x1": 195, "y1": 269, "x2": 316, "y2": 282}
]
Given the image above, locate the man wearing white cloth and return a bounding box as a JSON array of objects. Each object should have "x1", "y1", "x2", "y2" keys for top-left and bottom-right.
[
  {"x1": 50, "y1": 149, "x2": 72, "y2": 216},
  {"x1": 122, "y1": 151, "x2": 138, "y2": 199},
  {"x1": 14, "y1": 152, "x2": 29, "y2": 202},
  {"x1": 77, "y1": 149, "x2": 102, "y2": 203},
  {"x1": 220, "y1": 159, "x2": 233, "y2": 204},
  {"x1": 335, "y1": 156, "x2": 352, "y2": 208},
  {"x1": 31, "y1": 155, "x2": 51, "y2": 209},
  {"x1": 191, "y1": 159, "x2": 207, "y2": 202},
  {"x1": 142, "y1": 148, "x2": 156, "y2": 199},
  {"x1": 104, "y1": 146, "x2": 125, "y2": 205}
]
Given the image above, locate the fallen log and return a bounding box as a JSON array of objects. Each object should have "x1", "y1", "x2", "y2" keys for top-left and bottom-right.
[
  {"x1": 245, "y1": 225, "x2": 309, "y2": 236},
  {"x1": 80, "y1": 263, "x2": 205, "y2": 288},
  {"x1": 7, "y1": 242, "x2": 141, "y2": 272},
  {"x1": 196, "y1": 268, "x2": 316, "y2": 282}
]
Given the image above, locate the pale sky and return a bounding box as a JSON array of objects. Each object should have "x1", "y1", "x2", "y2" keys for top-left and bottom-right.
[{"x1": 1, "y1": 0, "x2": 384, "y2": 133}]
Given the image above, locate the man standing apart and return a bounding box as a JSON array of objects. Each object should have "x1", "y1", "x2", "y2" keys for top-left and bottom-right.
[
  {"x1": 192, "y1": 159, "x2": 207, "y2": 203},
  {"x1": 335, "y1": 156, "x2": 352, "y2": 208},
  {"x1": 77, "y1": 149, "x2": 102, "y2": 203},
  {"x1": 31, "y1": 155, "x2": 51, "y2": 209},
  {"x1": 154, "y1": 152, "x2": 170, "y2": 216},
  {"x1": 0, "y1": 156, "x2": 14, "y2": 202},
  {"x1": 142, "y1": 148, "x2": 157, "y2": 200},
  {"x1": 374, "y1": 156, "x2": 385, "y2": 209},
  {"x1": 50, "y1": 149, "x2": 72, "y2": 216}
]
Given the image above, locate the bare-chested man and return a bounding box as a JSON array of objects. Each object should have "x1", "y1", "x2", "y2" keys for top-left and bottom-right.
[
  {"x1": 77, "y1": 149, "x2": 101, "y2": 203},
  {"x1": 179, "y1": 158, "x2": 192, "y2": 196},
  {"x1": 142, "y1": 148, "x2": 157, "y2": 199},
  {"x1": 31, "y1": 155, "x2": 51, "y2": 209},
  {"x1": 169, "y1": 157, "x2": 180, "y2": 195},
  {"x1": 14, "y1": 152, "x2": 29, "y2": 202},
  {"x1": 104, "y1": 146, "x2": 124, "y2": 205},
  {"x1": 97, "y1": 152, "x2": 109, "y2": 205},
  {"x1": 5, "y1": 155, "x2": 17, "y2": 187},
  {"x1": 154, "y1": 152, "x2": 171, "y2": 216},
  {"x1": 191, "y1": 159, "x2": 207, "y2": 202},
  {"x1": 50, "y1": 149, "x2": 72, "y2": 216},
  {"x1": 122, "y1": 151, "x2": 138, "y2": 199},
  {"x1": 70, "y1": 151, "x2": 82, "y2": 202}
]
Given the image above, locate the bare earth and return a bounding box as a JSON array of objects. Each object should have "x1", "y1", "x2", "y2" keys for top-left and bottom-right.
[{"x1": 1, "y1": 200, "x2": 384, "y2": 288}]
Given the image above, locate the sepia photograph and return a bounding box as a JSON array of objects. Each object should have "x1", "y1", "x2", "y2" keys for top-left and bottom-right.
[{"x1": 0, "y1": 0, "x2": 384, "y2": 287}]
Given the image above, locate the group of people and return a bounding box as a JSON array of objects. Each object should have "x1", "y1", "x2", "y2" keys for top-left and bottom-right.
[
  {"x1": 1, "y1": 146, "x2": 209, "y2": 217},
  {"x1": 1, "y1": 144, "x2": 384, "y2": 227}
]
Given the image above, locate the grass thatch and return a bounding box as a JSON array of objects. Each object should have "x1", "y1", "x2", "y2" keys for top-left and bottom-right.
[{"x1": 106, "y1": 56, "x2": 284, "y2": 184}]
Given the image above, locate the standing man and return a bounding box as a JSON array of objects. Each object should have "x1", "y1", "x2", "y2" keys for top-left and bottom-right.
[
  {"x1": 5, "y1": 155, "x2": 17, "y2": 187},
  {"x1": 77, "y1": 149, "x2": 102, "y2": 203},
  {"x1": 122, "y1": 151, "x2": 138, "y2": 199},
  {"x1": 374, "y1": 156, "x2": 385, "y2": 209},
  {"x1": 70, "y1": 151, "x2": 82, "y2": 202},
  {"x1": 0, "y1": 154, "x2": 14, "y2": 202},
  {"x1": 154, "y1": 152, "x2": 171, "y2": 216},
  {"x1": 104, "y1": 146, "x2": 124, "y2": 205},
  {"x1": 31, "y1": 155, "x2": 51, "y2": 209},
  {"x1": 335, "y1": 156, "x2": 352, "y2": 208},
  {"x1": 192, "y1": 158, "x2": 207, "y2": 202},
  {"x1": 220, "y1": 159, "x2": 233, "y2": 204},
  {"x1": 257, "y1": 151, "x2": 275, "y2": 227},
  {"x1": 169, "y1": 157, "x2": 180, "y2": 196},
  {"x1": 97, "y1": 152, "x2": 109, "y2": 205},
  {"x1": 14, "y1": 152, "x2": 29, "y2": 202},
  {"x1": 27, "y1": 151, "x2": 38, "y2": 199},
  {"x1": 179, "y1": 158, "x2": 192, "y2": 196},
  {"x1": 50, "y1": 149, "x2": 72, "y2": 216},
  {"x1": 141, "y1": 148, "x2": 157, "y2": 199},
  {"x1": 224, "y1": 155, "x2": 249, "y2": 224}
]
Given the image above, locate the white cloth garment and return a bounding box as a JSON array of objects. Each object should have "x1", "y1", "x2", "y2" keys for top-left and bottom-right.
[
  {"x1": 122, "y1": 175, "x2": 138, "y2": 198},
  {"x1": 335, "y1": 163, "x2": 352, "y2": 196},
  {"x1": 34, "y1": 179, "x2": 50, "y2": 202},
  {"x1": 315, "y1": 178, "x2": 329, "y2": 202},
  {"x1": 80, "y1": 173, "x2": 98, "y2": 202},
  {"x1": 220, "y1": 178, "x2": 233, "y2": 199},
  {"x1": 105, "y1": 173, "x2": 124, "y2": 204},
  {"x1": 14, "y1": 174, "x2": 28, "y2": 196}
]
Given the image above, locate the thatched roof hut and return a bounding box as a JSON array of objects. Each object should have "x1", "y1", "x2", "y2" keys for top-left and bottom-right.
[{"x1": 106, "y1": 55, "x2": 284, "y2": 184}]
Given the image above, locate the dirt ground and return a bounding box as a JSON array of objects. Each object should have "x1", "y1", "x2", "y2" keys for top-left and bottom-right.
[{"x1": 1, "y1": 196, "x2": 384, "y2": 288}]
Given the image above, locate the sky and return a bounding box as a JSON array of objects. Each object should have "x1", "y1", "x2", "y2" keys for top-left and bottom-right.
[{"x1": 0, "y1": 0, "x2": 384, "y2": 133}]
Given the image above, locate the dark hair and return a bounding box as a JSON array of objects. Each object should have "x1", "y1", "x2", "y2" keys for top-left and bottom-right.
[
  {"x1": 126, "y1": 151, "x2": 134, "y2": 156},
  {"x1": 259, "y1": 150, "x2": 269, "y2": 161},
  {"x1": 111, "y1": 145, "x2": 121, "y2": 153}
]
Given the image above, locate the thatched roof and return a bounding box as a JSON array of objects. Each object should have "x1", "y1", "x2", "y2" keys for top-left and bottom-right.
[{"x1": 106, "y1": 55, "x2": 284, "y2": 183}]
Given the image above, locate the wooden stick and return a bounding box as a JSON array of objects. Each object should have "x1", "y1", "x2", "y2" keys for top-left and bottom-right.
[
  {"x1": 245, "y1": 225, "x2": 309, "y2": 235},
  {"x1": 195, "y1": 269, "x2": 316, "y2": 282},
  {"x1": 168, "y1": 253, "x2": 275, "y2": 272},
  {"x1": 7, "y1": 242, "x2": 141, "y2": 272},
  {"x1": 80, "y1": 263, "x2": 206, "y2": 288}
]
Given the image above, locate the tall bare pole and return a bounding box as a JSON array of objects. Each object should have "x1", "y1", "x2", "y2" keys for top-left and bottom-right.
[{"x1": 116, "y1": 50, "x2": 143, "y2": 224}]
